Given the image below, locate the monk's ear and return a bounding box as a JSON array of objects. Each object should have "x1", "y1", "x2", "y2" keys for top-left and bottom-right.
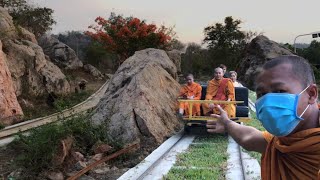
[{"x1": 307, "y1": 84, "x2": 318, "y2": 104}]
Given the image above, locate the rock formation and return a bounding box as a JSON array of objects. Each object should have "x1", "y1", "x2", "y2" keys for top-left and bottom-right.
[
  {"x1": 0, "y1": 40, "x2": 23, "y2": 124},
  {"x1": 237, "y1": 35, "x2": 294, "y2": 90},
  {"x1": 0, "y1": 7, "x2": 17, "y2": 40},
  {"x1": 91, "y1": 48, "x2": 182, "y2": 146},
  {"x1": 167, "y1": 50, "x2": 182, "y2": 74},
  {"x1": 0, "y1": 7, "x2": 71, "y2": 97},
  {"x1": 38, "y1": 35, "x2": 83, "y2": 69},
  {"x1": 4, "y1": 39, "x2": 71, "y2": 96}
]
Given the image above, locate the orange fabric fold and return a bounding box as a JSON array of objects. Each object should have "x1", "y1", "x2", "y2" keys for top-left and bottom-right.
[
  {"x1": 178, "y1": 82, "x2": 202, "y2": 115},
  {"x1": 202, "y1": 78, "x2": 235, "y2": 117},
  {"x1": 261, "y1": 129, "x2": 320, "y2": 180}
]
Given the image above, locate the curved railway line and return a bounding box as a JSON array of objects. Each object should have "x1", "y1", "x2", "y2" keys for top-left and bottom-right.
[{"x1": 0, "y1": 80, "x2": 110, "y2": 146}]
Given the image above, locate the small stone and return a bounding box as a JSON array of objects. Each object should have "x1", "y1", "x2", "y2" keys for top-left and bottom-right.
[
  {"x1": 46, "y1": 171, "x2": 64, "y2": 180},
  {"x1": 111, "y1": 166, "x2": 118, "y2": 170},
  {"x1": 92, "y1": 153, "x2": 103, "y2": 161},
  {"x1": 93, "y1": 166, "x2": 110, "y2": 174},
  {"x1": 73, "y1": 151, "x2": 85, "y2": 161}
]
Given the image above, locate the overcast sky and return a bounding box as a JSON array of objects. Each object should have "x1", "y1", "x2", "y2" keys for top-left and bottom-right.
[{"x1": 31, "y1": 0, "x2": 320, "y2": 45}]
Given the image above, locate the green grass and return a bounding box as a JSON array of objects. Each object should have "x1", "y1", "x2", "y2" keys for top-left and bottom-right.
[
  {"x1": 164, "y1": 134, "x2": 228, "y2": 180},
  {"x1": 53, "y1": 91, "x2": 92, "y2": 111},
  {"x1": 248, "y1": 90, "x2": 257, "y2": 103}
]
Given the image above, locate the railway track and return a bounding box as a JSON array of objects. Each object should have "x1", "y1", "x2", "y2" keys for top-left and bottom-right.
[
  {"x1": 118, "y1": 98, "x2": 260, "y2": 180},
  {"x1": 0, "y1": 80, "x2": 110, "y2": 146},
  {"x1": 118, "y1": 131, "x2": 195, "y2": 180}
]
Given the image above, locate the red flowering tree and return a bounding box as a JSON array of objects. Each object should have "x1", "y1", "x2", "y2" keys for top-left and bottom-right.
[{"x1": 86, "y1": 13, "x2": 173, "y2": 64}]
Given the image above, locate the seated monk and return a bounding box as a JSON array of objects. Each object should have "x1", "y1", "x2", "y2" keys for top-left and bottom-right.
[
  {"x1": 207, "y1": 55, "x2": 320, "y2": 179},
  {"x1": 178, "y1": 74, "x2": 202, "y2": 116},
  {"x1": 202, "y1": 67, "x2": 235, "y2": 117}
]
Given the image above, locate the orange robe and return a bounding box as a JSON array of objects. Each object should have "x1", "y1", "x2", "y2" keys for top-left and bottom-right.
[
  {"x1": 261, "y1": 129, "x2": 320, "y2": 180},
  {"x1": 179, "y1": 82, "x2": 202, "y2": 116},
  {"x1": 202, "y1": 78, "x2": 235, "y2": 117}
]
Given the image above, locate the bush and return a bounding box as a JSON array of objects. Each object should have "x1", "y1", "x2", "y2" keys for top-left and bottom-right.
[{"x1": 10, "y1": 115, "x2": 120, "y2": 176}]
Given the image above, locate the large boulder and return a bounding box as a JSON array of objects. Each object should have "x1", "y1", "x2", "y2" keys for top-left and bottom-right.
[
  {"x1": 238, "y1": 35, "x2": 294, "y2": 90},
  {"x1": 0, "y1": 7, "x2": 70, "y2": 97},
  {"x1": 38, "y1": 35, "x2": 83, "y2": 69},
  {"x1": 0, "y1": 40, "x2": 23, "y2": 124},
  {"x1": 91, "y1": 48, "x2": 182, "y2": 146},
  {"x1": 166, "y1": 50, "x2": 182, "y2": 74},
  {"x1": 3, "y1": 39, "x2": 71, "y2": 96},
  {"x1": 0, "y1": 7, "x2": 17, "y2": 40}
]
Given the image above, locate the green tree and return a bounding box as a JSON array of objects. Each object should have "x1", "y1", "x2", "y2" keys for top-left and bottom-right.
[
  {"x1": 181, "y1": 43, "x2": 211, "y2": 76},
  {"x1": 301, "y1": 40, "x2": 320, "y2": 65},
  {"x1": 0, "y1": 0, "x2": 56, "y2": 37},
  {"x1": 168, "y1": 38, "x2": 185, "y2": 51},
  {"x1": 203, "y1": 16, "x2": 256, "y2": 69},
  {"x1": 84, "y1": 41, "x2": 118, "y2": 72}
]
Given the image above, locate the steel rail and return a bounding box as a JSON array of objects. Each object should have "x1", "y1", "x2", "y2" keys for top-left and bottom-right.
[{"x1": 0, "y1": 80, "x2": 109, "y2": 145}]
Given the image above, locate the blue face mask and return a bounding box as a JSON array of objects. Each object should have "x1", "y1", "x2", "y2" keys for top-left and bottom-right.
[{"x1": 255, "y1": 86, "x2": 310, "y2": 137}]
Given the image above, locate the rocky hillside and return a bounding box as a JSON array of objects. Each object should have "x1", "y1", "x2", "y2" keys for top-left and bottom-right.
[{"x1": 0, "y1": 7, "x2": 104, "y2": 125}]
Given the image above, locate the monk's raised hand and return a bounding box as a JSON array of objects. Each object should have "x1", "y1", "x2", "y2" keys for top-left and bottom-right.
[
  {"x1": 207, "y1": 120, "x2": 226, "y2": 133},
  {"x1": 212, "y1": 105, "x2": 229, "y2": 123},
  {"x1": 209, "y1": 103, "x2": 214, "y2": 109},
  {"x1": 207, "y1": 105, "x2": 229, "y2": 134}
]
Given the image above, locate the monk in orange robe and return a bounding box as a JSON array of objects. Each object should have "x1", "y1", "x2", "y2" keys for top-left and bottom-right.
[
  {"x1": 261, "y1": 129, "x2": 320, "y2": 180},
  {"x1": 206, "y1": 56, "x2": 320, "y2": 179},
  {"x1": 202, "y1": 67, "x2": 235, "y2": 117},
  {"x1": 178, "y1": 74, "x2": 202, "y2": 116}
]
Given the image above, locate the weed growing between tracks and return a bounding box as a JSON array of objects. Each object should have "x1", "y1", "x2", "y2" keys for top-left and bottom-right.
[
  {"x1": 164, "y1": 134, "x2": 228, "y2": 180},
  {"x1": 7, "y1": 114, "x2": 122, "y2": 178}
]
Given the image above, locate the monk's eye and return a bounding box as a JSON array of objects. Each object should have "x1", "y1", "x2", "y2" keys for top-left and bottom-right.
[{"x1": 273, "y1": 90, "x2": 286, "y2": 93}]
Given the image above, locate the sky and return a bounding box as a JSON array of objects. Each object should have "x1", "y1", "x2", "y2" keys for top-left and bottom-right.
[{"x1": 30, "y1": 0, "x2": 320, "y2": 45}]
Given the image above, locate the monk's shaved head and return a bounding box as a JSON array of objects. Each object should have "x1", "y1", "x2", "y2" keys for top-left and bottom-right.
[
  {"x1": 261, "y1": 55, "x2": 315, "y2": 87},
  {"x1": 186, "y1": 74, "x2": 194, "y2": 79},
  {"x1": 186, "y1": 73, "x2": 194, "y2": 85},
  {"x1": 214, "y1": 67, "x2": 224, "y2": 80},
  {"x1": 215, "y1": 67, "x2": 223, "y2": 73}
]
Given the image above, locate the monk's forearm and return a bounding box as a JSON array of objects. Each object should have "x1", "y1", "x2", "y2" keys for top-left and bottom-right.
[{"x1": 224, "y1": 120, "x2": 267, "y2": 153}]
